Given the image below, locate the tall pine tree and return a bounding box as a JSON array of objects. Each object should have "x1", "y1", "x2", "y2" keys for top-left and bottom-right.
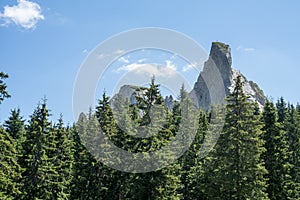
[
  {"x1": 285, "y1": 104, "x2": 300, "y2": 198},
  {"x1": 204, "y1": 75, "x2": 268, "y2": 199},
  {"x1": 0, "y1": 127, "x2": 22, "y2": 199},
  {"x1": 22, "y1": 101, "x2": 60, "y2": 199},
  {"x1": 262, "y1": 100, "x2": 292, "y2": 199}
]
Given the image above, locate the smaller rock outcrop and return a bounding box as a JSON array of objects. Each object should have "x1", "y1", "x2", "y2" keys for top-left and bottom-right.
[
  {"x1": 113, "y1": 85, "x2": 174, "y2": 110},
  {"x1": 164, "y1": 95, "x2": 174, "y2": 110}
]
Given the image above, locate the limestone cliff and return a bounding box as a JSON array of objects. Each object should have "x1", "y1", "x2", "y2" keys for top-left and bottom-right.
[{"x1": 190, "y1": 42, "x2": 266, "y2": 110}]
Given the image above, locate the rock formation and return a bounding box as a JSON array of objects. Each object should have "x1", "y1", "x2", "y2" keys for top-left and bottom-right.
[
  {"x1": 190, "y1": 42, "x2": 266, "y2": 110},
  {"x1": 114, "y1": 42, "x2": 266, "y2": 111}
]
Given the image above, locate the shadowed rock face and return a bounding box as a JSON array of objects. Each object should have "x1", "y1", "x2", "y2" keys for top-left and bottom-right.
[
  {"x1": 114, "y1": 85, "x2": 144, "y2": 105},
  {"x1": 190, "y1": 42, "x2": 266, "y2": 110}
]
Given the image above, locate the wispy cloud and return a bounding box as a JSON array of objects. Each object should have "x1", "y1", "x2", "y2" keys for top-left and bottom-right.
[
  {"x1": 118, "y1": 56, "x2": 129, "y2": 63},
  {"x1": 0, "y1": 0, "x2": 44, "y2": 29},
  {"x1": 243, "y1": 47, "x2": 255, "y2": 52},
  {"x1": 236, "y1": 46, "x2": 255, "y2": 52},
  {"x1": 82, "y1": 49, "x2": 89, "y2": 54},
  {"x1": 115, "y1": 60, "x2": 177, "y2": 78},
  {"x1": 182, "y1": 62, "x2": 197, "y2": 72},
  {"x1": 97, "y1": 49, "x2": 126, "y2": 60},
  {"x1": 137, "y1": 58, "x2": 147, "y2": 63},
  {"x1": 114, "y1": 49, "x2": 125, "y2": 55},
  {"x1": 170, "y1": 53, "x2": 178, "y2": 60}
]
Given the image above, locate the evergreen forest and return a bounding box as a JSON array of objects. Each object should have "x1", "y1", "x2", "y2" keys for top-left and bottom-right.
[{"x1": 0, "y1": 71, "x2": 299, "y2": 200}]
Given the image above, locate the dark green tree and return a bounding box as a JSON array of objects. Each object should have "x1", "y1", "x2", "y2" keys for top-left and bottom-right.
[
  {"x1": 135, "y1": 76, "x2": 164, "y2": 127},
  {"x1": 0, "y1": 127, "x2": 22, "y2": 199},
  {"x1": 204, "y1": 75, "x2": 268, "y2": 199},
  {"x1": 4, "y1": 109, "x2": 26, "y2": 170},
  {"x1": 4, "y1": 108, "x2": 25, "y2": 140},
  {"x1": 71, "y1": 113, "x2": 105, "y2": 199},
  {"x1": 52, "y1": 116, "x2": 74, "y2": 199},
  {"x1": 276, "y1": 97, "x2": 287, "y2": 123},
  {"x1": 0, "y1": 72, "x2": 10, "y2": 104},
  {"x1": 262, "y1": 100, "x2": 292, "y2": 199},
  {"x1": 21, "y1": 101, "x2": 60, "y2": 199},
  {"x1": 127, "y1": 77, "x2": 182, "y2": 200},
  {"x1": 284, "y1": 104, "x2": 300, "y2": 198},
  {"x1": 180, "y1": 109, "x2": 208, "y2": 200},
  {"x1": 0, "y1": 71, "x2": 22, "y2": 199}
]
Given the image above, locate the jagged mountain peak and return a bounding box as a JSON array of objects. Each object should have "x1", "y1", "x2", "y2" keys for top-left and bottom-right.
[
  {"x1": 190, "y1": 42, "x2": 266, "y2": 110},
  {"x1": 210, "y1": 42, "x2": 232, "y2": 68}
]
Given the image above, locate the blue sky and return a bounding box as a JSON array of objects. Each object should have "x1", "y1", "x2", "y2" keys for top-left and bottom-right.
[{"x1": 0, "y1": 0, "x2": 300, "y2": 124}]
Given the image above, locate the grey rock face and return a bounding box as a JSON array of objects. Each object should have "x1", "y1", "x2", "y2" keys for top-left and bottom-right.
[
  {"x1": 190, "y1": 42, "x2": 266, "y2": 110},
  {"x1": 115, "y1": 85, "x2": 144, "y2": 105}
]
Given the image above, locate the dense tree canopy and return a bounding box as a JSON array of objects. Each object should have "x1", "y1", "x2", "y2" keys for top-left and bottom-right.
[{"x1": 0, "y1": 72, "x2": 300, "y2": 199}]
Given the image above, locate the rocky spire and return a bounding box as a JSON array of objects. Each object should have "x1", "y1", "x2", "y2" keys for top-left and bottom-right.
[
  {"x1": 209, "y1": 42, "x2": 233, "y2": 88},
  {"x1": 190, "y1": 42, "x2": 265, "y2": 110}
]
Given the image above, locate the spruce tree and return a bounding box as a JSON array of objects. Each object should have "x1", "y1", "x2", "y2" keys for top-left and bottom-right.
[
  {"x1": 0, "y1": 127, "x2": 22, "y2": 199},
  {"x1": 52, "y1": 116, "x2": 74, "y2": 199},
  {"x1": 0, "y1": 72, "x2": 10, "y2": 104},
  {"x1": 180, "y1": 109, "x2": 208, "y2": 200},
  {"x1": 135, "y1": 76, "x2": 164, "y2": 127},
  {"x1": 262, "y1": 100, "x2": 292, "y2": 199},
  {"x1": 22, "y1": 101, "x2": 60, "y2": 199},
  {"x1": 204, "y1": 75, "x2": 268, "y2": 199},
  {"x1": 0, "y1": 71, "x2": 22, "y2": 199},
  {"x1": 173, "y1": 85, "x2": 207, "y2": 200},
  {"x1": 4, "y1": 108, "x2": 25, "y2": 141},
  {"x1": 71, "y1": 113, "x2": 105, "y2": 199},
  {"x1": 276, "y1": 97, "x2": 287, "y2": 123},
  {"x1": 3, "y1": 109, "x2": 25, "y2": 198},
  {"x1": 127, "y1": 77, "x2": 182, "y2": 200},
  {"x1": 285, "y1": 104, "x2": 300, "y2": 198}
]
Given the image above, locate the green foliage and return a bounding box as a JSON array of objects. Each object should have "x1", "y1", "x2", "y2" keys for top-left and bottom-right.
[
  {"x1": 0, "y1": 72, "x2": 10, "y2": 104},
  {"x1": 262, "y1": 100, "x2": 293, "y2": 199},
  {"x1": 203, "y1": 75, "x2": 268, "y2": 199},
  {"x1": 4, "y1": 108, "x2": 25, "y2": 140},
  {"x1": 21, "y1": 101, "x2": 73, "y2": 199},
  {"x1": 71, "y1": 114, "x2": 106, "y2": 199},
  {"x1": 52, "y1": 116, "x2": 74, "y2": 199},
  {"x1": 0, "y1": 127, "x2": 22, "y2": 199},
  {"x1": 1, "y1": 71, "x2": 300, "y2": 199},
  {"x1": 284, "y1": 104, "x2": 300, "y2": 198}
]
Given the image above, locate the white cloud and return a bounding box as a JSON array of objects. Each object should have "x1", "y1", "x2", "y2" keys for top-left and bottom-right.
[
  {"x1": 114, "y1": 49, "x2": 125, "y2": 55},
  {"x1": 97, "y1": 53, "x2": 107, "y2": 59},
  {"x1": 182, "y1": 62, "x2": 197, "y2": 72},
  {"x1": 97, "y1": 49, "x2": 126, "y2": 60},
  {"x1": 82, "y1": 49, "x2": 89, "y2": 54},
  {"x1": 236, "y1": 46, "x2": 255, "y2": 52},
  {"x1": 0, "y1": 0, "x2": 44, "y2": 29},
  {"x1": 170, "y1": 53, "x2": 178, "y2": 60},
  {"x1": 244, "y1": 47, "x2": 255, "y2": 52},
  {"x1": 137, "y1": 58, "x2": 147, "y2": 63},
  {"x1": 115, "y1": 60, "x2": 177, "y2": 77},
  {"x1": 118, "y1": 56, "x2": 129, "y2": 63}
]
